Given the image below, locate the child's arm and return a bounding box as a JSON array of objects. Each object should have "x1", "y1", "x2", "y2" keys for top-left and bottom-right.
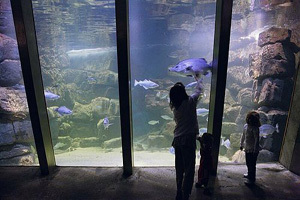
[
  {"x1": 253, "y1": 127, "x2": 259, "y2": 152},
  {"x1": 190, "y1": 79, "x2": 204, "y2": 102},
  {"x1": 240, "y1": 126, "x2": 246, "y2": 150}
]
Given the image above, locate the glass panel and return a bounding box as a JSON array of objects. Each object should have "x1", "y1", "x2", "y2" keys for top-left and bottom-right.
[
  {"x1": 220, "y1": 0, "x2": 300, "y2": 163},
  {"x1": 32, "y1": 0, "x2": 121, "y2": 166},
  {"x1": 130, "y1": 1, "x2": 216, "y2": 166},
  {"x1": 0, "y1": 0, "x2": 39, "y2": 166}
]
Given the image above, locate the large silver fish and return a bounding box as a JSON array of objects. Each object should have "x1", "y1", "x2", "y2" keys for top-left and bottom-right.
[{"x1": 168, "y1": 58, "x2": 212, "y2": 79}]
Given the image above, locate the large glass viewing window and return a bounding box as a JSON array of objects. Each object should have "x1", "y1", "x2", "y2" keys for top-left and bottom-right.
[
  {"x1": 129, "y1": 0, "x2": 216, "y2": 166},
  {"x1": 32, "y1": 0, "x2": 122, "y2": 166},
  {"x1": 219, "y1": 0, "x2": 300, "y2": 164}
]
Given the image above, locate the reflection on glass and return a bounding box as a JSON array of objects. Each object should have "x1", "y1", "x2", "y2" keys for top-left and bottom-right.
[
  {"x1": 130, "y1": 1, "x2": 216, "y2": 166},
  {"x1": 220, "y1": 0, "x2": 300, "y2": 163},
  {"x1": 32, "y1": 1, "x2": 121, "y2": 166},
  {"x1": 0, "y1": 0, "x2": 39, "y2": 166}
]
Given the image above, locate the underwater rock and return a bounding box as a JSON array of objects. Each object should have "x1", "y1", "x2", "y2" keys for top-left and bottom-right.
[
  {"x1": 256, "y1": 78, "x2": 293, "y2": 109},
  {"x1": 91, "y1": 97, "x2": 119, "y2": 116},
  {"x1": 237, "y1": 88, "x2": 253, "y2": 107},
  {"x1": 231, "y1": 150, "x2": 245, "y2": 163},
  {"x1": 257, "y1": 149, "x2": 276, "y2": 163},
  {"x1": 0, "y1": 60, "x2": 22, "y2": 87},
  {"x1": 223, "y1": 105, "x2": 241, "y2": 122},
  {"x1": 70, "y1": 123, "x2": 96, "y2": 138},
  {"x1": 230, "y1": 133, "x2": 242, "y2": 149},
  {"x1": 221, "y1": 122, "x2": 238, "y2": 138},
  {"x1": 13, "y1": 120, "x2": 34, "y2": 143},
  {"x1": 57, "y1": 136, "x2": 72, "y2": 147},
  {"x1": 79, "y1": 137, "x2": 100, "y2": 148},
  {"x1": 0, "y1": 122, "x2": 14, "y2": 145},
  {"x1": 59, "y1": 122, "x2": 72, "y2": 135},
  {"x1": 258, "y1": 27, "x2": 291, "y2": 47},
  {"x1": 167, "y1": 14, "x2": 195, "y2": 32},
  {"x1": 235, "y1": 106, "x2": 252, "y2": 131},
  {"x1": 249, "y1": 52, "x2": 294, "y2": 80},
  {"x1": 0, "y1": 34, "x2": 19, "y2": 62},
  {"x1": 0, "y1": 144, "x2": 31, "y2": 160},
  {"x1": 71, "y1": 102, "x2": 92, "y2": 122},
  {"x1": 261, "y1": 43, "x2": 295, "y2": 63},
  {"x1": 147, "y1": 134, "x2": 170, "y2": 148},
  {"x1": 290, "y1": 23, "x2": 300, "y2": 49},
  {"x1": 0, "y1": 153, "x2": 35, "y2": 165},
  {"x1": 53, "y1": 142, "x2": 68, "y2": 150},
  {"x1": 0, "y1": 87, "x2": 28, "y2": 120},
  {"x1": 227, "y1": 66, "x2": 253, "y2": 87},
  {"x1": 103, "y1": 137, "x2": 121, "y2": 149}
]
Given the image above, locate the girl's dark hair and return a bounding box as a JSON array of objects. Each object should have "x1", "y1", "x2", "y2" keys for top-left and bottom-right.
[
  {"x1": 246, "y1": 111, "x2": 261, "y2": 127},
  {"x1": 169, "y1": 82, "x2": 189, "y2": 110}
]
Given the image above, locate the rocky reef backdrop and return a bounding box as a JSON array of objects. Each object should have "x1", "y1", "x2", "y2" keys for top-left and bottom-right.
[{"x1": 1, "y1": 0, "x2": 300, "y2": 166}]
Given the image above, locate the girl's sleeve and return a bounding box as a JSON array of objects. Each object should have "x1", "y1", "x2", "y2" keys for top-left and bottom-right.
[
  {"x1": 240, "y1": 126, "x2": 246, "y2": 149},
  {"x1": 190, "y1": 79, "x2": 204, "y2": 102},
  {"x1": 254, "y1": 127, "x2": 260, "y2": 152}
]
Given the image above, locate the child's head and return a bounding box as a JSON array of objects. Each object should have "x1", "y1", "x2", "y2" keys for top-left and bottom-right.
[
  {"x1": 202, "y1": 132, "x2": 213, "y2": 146},
  {"x1": 246, "y1": 111, "x2": 261, "y2": 127},
  {"x1": 169, "y1": 82, "x2": 189, "y2": 110}
]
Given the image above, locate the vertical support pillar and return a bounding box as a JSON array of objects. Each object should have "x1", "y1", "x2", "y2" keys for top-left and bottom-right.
[
  {"x1": 208, "y1": 0, "x2": 233, "y2": 175},
  {"x1": 280, "y1": 60, "x2": 300, "y2": 175},
  {"x1": 115, "y1": 0, "x2": 133, "y2": 176},
  {"x1": 10, "y1": 0, "x2": 55, "y2": 175}
]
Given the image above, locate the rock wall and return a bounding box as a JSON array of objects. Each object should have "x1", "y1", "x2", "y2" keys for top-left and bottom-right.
[{"x1": 0, "y1": 0, "x2": 37, "y2": 165}]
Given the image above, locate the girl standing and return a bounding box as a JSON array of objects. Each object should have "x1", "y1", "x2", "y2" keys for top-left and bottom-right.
[
  {"x1": 169, "y1": 80, "x2": 203, "y2": 200},
  {"x1": 240, "y1": 111, "x2": 261, "y2": 185}
]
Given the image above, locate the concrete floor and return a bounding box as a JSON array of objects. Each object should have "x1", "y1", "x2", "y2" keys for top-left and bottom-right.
[{"x1": 1, "y1": 163, "x2": 299, "y2": 200}]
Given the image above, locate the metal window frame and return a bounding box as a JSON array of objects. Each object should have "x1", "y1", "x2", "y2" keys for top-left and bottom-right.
[
  {"x1": 10, "y1": 0, "x2": 55, "y2": 175},
  {"x1": 10, "y1": 0, "x2": 233, "y2": 176},
  {"x1": 208, "y1": 0, "x2": 233, "y2": 175}
]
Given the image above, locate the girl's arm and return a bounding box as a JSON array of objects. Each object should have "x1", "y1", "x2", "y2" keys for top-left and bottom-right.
[
  {"x1": 190, "y1": 79, "x2": 204, "y2": 102},
  {"x1": 253, "y1": 127, "x2": 259, "y2": 152},
  {"x1": 240, "y1": 125, "x2": 246, "y2": 150}
]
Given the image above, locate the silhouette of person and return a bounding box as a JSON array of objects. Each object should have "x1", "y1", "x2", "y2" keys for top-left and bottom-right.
[
  {"x1": 240, "y1": 111, "x2": 261, "y2": 185},
  {"x1": 169, "y1": 80, "x2": 203, "y2": 200},
  {"x1": 195, "y1": 132, "x2": 213, "y2": 195}
]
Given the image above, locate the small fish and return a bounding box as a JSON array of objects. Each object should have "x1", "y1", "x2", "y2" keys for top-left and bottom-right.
[
  {"x1": 169, "y1": 58, "x2": 212, "y2": 80},
  {"x1": 199, "y1": 128, "x2": 207, "y2": 136},
  {"x1": 87, "y1": 76, "x2": 97, "y2": 84},
  {"x1": 259, "y1": 124, "x2": 279, "y2": 138},
  {"x1": 185, "y1": 81, "x2": 198, "y2": 89},
  {"x1": 53, "y1": 142, "x2": 66, "y2": 150},
  {"x1": 134, "y1": 79, "x2": 159, "y2": 89},
  {"x1": 148, "y1": 120, "x2": 159, "y2": 125},
  {"x1": 221, "y1": 139, "x2": 231, "y2": 149},
  {"x1": 161, "y1": 115, "x2": 173, "y2": 121},
  {"x1": 44, "y1": 91, "x2": 60, "y2": 100},
  {"x1": 196, "y1": 108, "x2": 209, "y2": 117},
  {"x1": 103, "y1": 117, "x2": 113, "y2": 130},
  {"x1": 169, "y1": 147, "x2": 175, "y2": 154},
  {"x1": 54, "y1": 106, "x2": 72, "y2": 116}
]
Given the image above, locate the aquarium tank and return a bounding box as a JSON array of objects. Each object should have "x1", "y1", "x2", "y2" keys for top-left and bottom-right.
[
  {"x1": 1, "y1": 0, "x2": 299, "y2": 167},
  {"x1": 219, "y1": 0, "x2": 300, "y2": 164},
  {"x1": 0, "y1": 0, "x2": 39, "y2": 166}
]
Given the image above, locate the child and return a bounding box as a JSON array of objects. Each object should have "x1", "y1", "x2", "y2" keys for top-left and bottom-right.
[
  {"x1": 240, "y1": 111, "x2": 261, "y2": 186},
  {"x1": 195, "y1": 132, "x2": 213, "y2": 194},
  {"x1": 170, "y1": 80, "x2": 204, "y2": 200}
]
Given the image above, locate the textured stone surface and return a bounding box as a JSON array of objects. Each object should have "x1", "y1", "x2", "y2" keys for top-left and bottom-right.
[
  {"x1": 103, "y1": 137, "x2": 121, "y2": 149},
  {"x1": 13, "y1": 120, "x2": 34, "y2": 143},
  {"x1": 258, "y1": 27, "x2": 291, "y2": 47},
  {"x1": 0, "y1": 87, "x2": 29, "y2": 119},
  {"x1": 0, "y1": 60, "x2": 22, "y2": 87},
  {"x1": 227, "y1": 66, "x2": 253, "y2": 87},
  {"x1": 0, "y1": 122, "x2": 14, "y2": 145},
  {"x1": 0, "y1": 144, "x2": 30, "y2": 159},
  {"x1": 237, "y1": 88, "x2": 253, "y2": 106},
  {"x1": 249, "y1": 52, "x2": 295, "y2": 80},
  {"x1": 0, "y1": 34, "x2": 19, "y2": 62},
  {"x1": 261, "y1": 43, "x2": 295, "y2": 62}
]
